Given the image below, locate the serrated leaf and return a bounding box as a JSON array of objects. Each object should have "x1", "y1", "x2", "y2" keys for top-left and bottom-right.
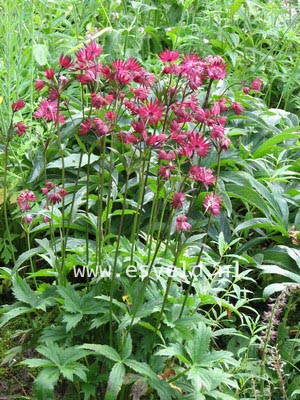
[
  {"x1": 12, "y1": 275, "x2": 37, "y2": 307},
  {"x1": 186, "y1": 322, "x2": 211, "y2": 364},
  {"x1": 35, "y1": 366, "x2": 60, "y2": 391},
  {"x1": 105, "y1": 362, "x2": 125, "y2": 400},
  {"x1": 121, "y1": 333, "x2": 132, "y2": 360},
  {"x1": 0, "y1": 306, "x2": 31, "y2": 328},
  {"x1": 22, "y1": 358, "x2": 52, "y2": 368},
  {"x1": 81, "y1": 344, "x2": 121, "y2": 362}
]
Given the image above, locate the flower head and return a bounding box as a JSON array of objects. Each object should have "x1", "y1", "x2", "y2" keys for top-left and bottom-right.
[
  {"x1": 231, "y1": 102, "x2": 244, "y2": 115},
  {"x1": 15, "y1": 121, "x2": 28, "y2": 136},
  {"x1": 189, "y1": 166, "x2": 215, "y2": 189},
  {"x1": 251, "y1": 78, "x2": 262, "y2": 92},
  {"x1": 12, "y1": 99, "x2": 25, "y2": 112},
  {"x1": 203, "y1": 193, "x2": 222, "y2": 215},
  {"x1": 59, "y1": 54, "x2": 73, "y2": 69},
  {"x1": 172, "y1": 192, "x2": 185, "y2": 209},
  {"x1": 138, "y1": 100, "x2": 164, "y2": 125},
  {"x1": 45, "y1": 68, "x2": 55, "y2": 80},
  {"x1": 159, "y1": 49, "x2": 180, "y2": 63},
  {"x1": 176, "y1": 216, "x2": 191, "y2": 232}
]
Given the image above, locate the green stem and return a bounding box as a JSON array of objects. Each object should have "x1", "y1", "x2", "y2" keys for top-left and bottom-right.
[
  {"x1": 109, "y1": 172, "x2": 129, "y2": 346},
  {"x1": 3, "y1": 141, "x2": 16, "y2": 264}
]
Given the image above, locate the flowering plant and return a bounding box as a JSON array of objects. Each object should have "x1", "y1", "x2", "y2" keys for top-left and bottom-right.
[{"x1": 2, "y1": 40, "x2": 265, "y2": 398}]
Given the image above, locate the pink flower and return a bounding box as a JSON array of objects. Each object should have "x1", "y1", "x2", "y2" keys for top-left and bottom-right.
[
  {"x1": 91, "y1": 93, "x2": 107, "y2": 108},
  {"x1": 133, "y1": 69, "x2": 155, "y2": 87},
  {"x1": 35, "y1": 79, "x2": 45, "y2": 91},
  {"x1": 251, "y1": 78, "x2": 262, "y2": 92},
  {"x1": 79, "y1": 118, "x2": 91, "y2": 135},
  {"x1": 17, "y1": 189, "x2": 36, "y2": 211},
  {"x1": 59, "y1": 54, "x2": 72, "y2": 69},
  {"x1": 93, "y1": 117, "x2": 108, "y2": 135},
  {"x1": 48, "y1": 192, "x2": 62, "y2": 204},
  {"x1": 46, "y1": 182, "x2": 55, "y2": 190},
  {"x1": 205, "y1": 55, "x2": 227, "y2": 80},
  {"x1": 203, "y1": 193, "x2": 222, "y2": 215},
  {"x1": 15, "y1": 121, "x2": 28, "y2": 136},
  {"x1": 117, "y1": 131, "x2": 138, "y2": 144},
  {"x1": 138, "y1": 100, "x2": 164, "y2": 125},
  {"x1": 105, "y1": 111, "x2": 115, "y2": 121},
  {"x1": 59, "y1": 188, "x2": 68, "y2": 197},
  {"x1": 76, "y1": 40, "x2": 102, "y2": 64},
  {"x1": 231, "y1": 102, "x2": 244, "y2": 115},
  {"x1": 34, "y1": 100, "x2": 65, "y2": 123},
  {"x1": 159, "y1": 49, "x2": 180, "y2": 63},
  {"x1": 131, "y1": 87, "x2": 150, "y2": 101},
  {"x1": 147, "y1": 133, "x2": 167, "y2": 147},
  {"x1": 158, "y1": 150, "x2": 176, "y2": 161},
  {"x1": 220, "y1": 137, "x2": 231, "y2": 151},
  {"x1": 187, "y1": 133, "x2": 211, "y2": 157},
  {"x1": 12, "y1": 99, "x2": 25, "y2": 111},
  {"x1": 210, "y1": 125, "x2": 225, "y2": 140},
  {"x1": 172, "y1": 192, "x2": 185, "y2": 209},
  {"x1": 218, "y1": 98, "x2": 227, "y2": 113},
  {"x1": 45, "y1": 68, "x2": 55, "y2": 80},
  {"x1": 211, "y1": 102, "x2": 221, "y2": 117},
  {"x1": 242, "y1": 86, "x2": 250, "y2": 94},
  {"x1": 23, "y1": 214, "x2": 33, "y2": 225},
  {"x1": 189, "y1": 166, "x2": 215, "y2": 189},
  {"x1": 159, "y1": 162, "x2": 175, "y2": 180},
  {"x1": 176, "y1": 216, "x2": 191, "y2": 232}
]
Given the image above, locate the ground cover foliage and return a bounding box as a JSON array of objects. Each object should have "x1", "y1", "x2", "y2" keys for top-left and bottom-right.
[{"x1": 0, "y1": 0, "x2": 300, "y2": 399}]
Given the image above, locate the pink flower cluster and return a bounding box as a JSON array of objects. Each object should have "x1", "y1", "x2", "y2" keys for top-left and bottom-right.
[
  {"x1": 17, "y1": 182, "x2": 67, "y2": 225},
  {"x1": 28, "y1": 41, "x2": 263, "y2": 234}
]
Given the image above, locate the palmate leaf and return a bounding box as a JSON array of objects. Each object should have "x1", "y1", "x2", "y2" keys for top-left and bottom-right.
[
  {"x1": 60, "y1": 362, "x2": 88, "y2": 381},
  {"x1": 186, "y1": 323, "x2": 211, "y2": 364},
  {"x1": 187, "y1": 366, "x2": 231, "y2": 392}
]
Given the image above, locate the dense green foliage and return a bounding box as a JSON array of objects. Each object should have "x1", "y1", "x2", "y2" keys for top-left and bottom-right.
[{"x1": 1, "y1": 1, "x2": 300, "y2": 399}]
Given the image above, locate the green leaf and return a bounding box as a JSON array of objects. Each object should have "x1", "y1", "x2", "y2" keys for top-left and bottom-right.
[
  {"x1": 22, "y1": 358, "x2": 51, "y2": 368},
  {"x1": 258, "y1": 264, "x2": 300, "y2": 283},
  {"x1": 230, "y1": 0, "x2": 244, "y2": 17},
  {"x1": 0, "y1": 306, "x2": 31, "y2": 328},
  {"x1": 60, "y1": 362, "x2": 87, "y2": 382},
  {"x1": 28, "y1": 149, "x2": 44, "y2": 182},
  {"x1": 33, "y1": 44, "x2": 49, "y2": 66},
  {"x1": 105, "y1": 362, "x2": 125, "y2": 400},
  {"x1": 187, "y1": 322, "x2": 211, "y2": 364},
  {"x1": 253, "y1": 128, "x2": 300, "y2": 158},
  {"x1": 35, "y1": 366, "x2": 60, "y2": 391},
  {"x1": 12, "y1": 275, "x2": 37, "y2": 307},
  {"x1": 63, "y1": 313, "x2": 83, "y2": 332},
  {"x1": 121, "y1": 333, "x2": 132, "y2": 360},
  {"x1": 81, "y1": 344, "x2": 121, "y2": 362},
  {"x1": 125, "y1": 359, "x2": 172, "y2": 399},
  {"x1": 263, "y1": 283, "x2": 294, "y2": 298},
  {"x1": 233, "y1": 218, "x2": 288, "y2": 236},
  {"x1": 13, "y1": 246, "x2": 43, "y2": 273},
  {"x1": 47, "y1": 153, "x2": 99, "y2": 169}
]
